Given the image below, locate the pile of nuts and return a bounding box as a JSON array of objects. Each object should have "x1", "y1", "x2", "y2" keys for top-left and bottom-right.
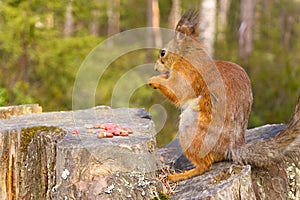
[
  {"x1": 72, "y1": 123, "x2": 133, "y2": 139},
  {"x1": 95, "y1": 123, "x2": 133, "y2": 139}
]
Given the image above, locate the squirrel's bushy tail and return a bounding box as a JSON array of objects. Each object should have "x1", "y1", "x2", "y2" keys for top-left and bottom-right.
[{"x1": 229, "y1": 96, "x2": 300, "y2": 168}]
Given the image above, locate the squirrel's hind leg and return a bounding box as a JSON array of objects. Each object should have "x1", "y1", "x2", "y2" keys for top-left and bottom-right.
[{"x1": 168, "y1": 163, "x2": 212, "y2": 182}]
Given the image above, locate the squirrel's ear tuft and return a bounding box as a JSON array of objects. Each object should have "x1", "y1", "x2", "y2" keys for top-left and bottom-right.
[{"x1": 175, "y1": 9, "x2": 200, "y2": 38}]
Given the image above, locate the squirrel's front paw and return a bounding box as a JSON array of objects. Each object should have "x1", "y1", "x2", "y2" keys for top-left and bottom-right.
[{"x1": 148, "y1": 76, "x2": 163, "y2": 89}]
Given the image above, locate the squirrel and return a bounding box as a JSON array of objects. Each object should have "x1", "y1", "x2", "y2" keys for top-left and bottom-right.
[{"x1": 148, "y1": 9, "x2": 300, "y2": 182}]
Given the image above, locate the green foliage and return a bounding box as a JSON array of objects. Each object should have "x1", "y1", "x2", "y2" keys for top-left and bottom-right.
[
  {"x1": 32, "y1": 36, "x2": 102, "y2": 110},
  {"x1": 0, "y1": 1, "x2": 102, "y2": 110},
  {"x1": 0, "y1": 0, "x2": 299, "y2": 146},
  {"x1": 0, "y1": 86, "x2": 9, "y2": 106}
]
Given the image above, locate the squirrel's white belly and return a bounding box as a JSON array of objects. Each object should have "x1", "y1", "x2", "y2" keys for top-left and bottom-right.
[{"x1": 179, "y1": 99, "x2": 200, "y2": 151}]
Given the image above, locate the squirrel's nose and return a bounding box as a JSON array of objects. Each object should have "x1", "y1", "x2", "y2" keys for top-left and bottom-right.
[
  {"x1": 154, "y1": 62, "x2": 167, "y2": 73},
  {"x1": 154, "y1": 63, "x2": 160, "y2": 71}
]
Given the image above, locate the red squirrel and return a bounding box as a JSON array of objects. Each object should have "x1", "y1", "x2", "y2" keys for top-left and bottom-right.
[{"x1": 148, "y1": 9, "x2": 300, "y2": 182}]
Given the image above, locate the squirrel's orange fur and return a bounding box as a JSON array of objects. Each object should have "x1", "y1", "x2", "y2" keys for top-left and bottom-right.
[
  {"x1": 148, "y1": 9, "x2": 252, "y2": 182},
  {"x1": 148, "y1": 10, "x2": 300, "y2": 182}
]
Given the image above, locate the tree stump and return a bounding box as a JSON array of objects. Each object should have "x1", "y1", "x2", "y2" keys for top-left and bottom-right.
[{"x1": 0, "y1": 107, "x2": 162, "y2": 199}]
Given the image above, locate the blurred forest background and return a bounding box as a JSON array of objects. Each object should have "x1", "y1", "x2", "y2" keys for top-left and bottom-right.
[{"x1": 0, "y1": 0, "x2": 299, "y2": 146}]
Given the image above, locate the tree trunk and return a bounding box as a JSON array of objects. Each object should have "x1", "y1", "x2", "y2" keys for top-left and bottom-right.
[
  {"x1": 152, "y1": 0, "x2": 162, "y2": 48},
  {"x1": 63, "y1": 0, "x2": 74, "y2": 37},
  {"x1": 168, "y1": 0, "x2": 181, "y2": 29},
  {"x1": 19, "y1": 30, "x2": 28, "y2": 82},
  {"x1": 89, "y1": 9, "x2": 101, "y2": 36},
  {"x1": 146, "y1": 0, "x2": 154, "y2": 62},
  {"x1": 238, "y1": 0, "x2": 254, "y2": 58},
  {"x1": 146, "y1": 0, "x2": 162, "y2": 62},
  {"x1": 283, "y1": 15, "x2": 294, "y2": 51},
  {"x1": 46, "y1": 13, "x2": 54, "y2": 29},
  {"x1": 200, "y1": 0, "x2": 217, "y2": 57},
  {"x1": 107, "y1": 0, "x2": 120, "y2": 36},
  {"x1": 217, "y1": 0, "x2": 231, "y2": 41}
]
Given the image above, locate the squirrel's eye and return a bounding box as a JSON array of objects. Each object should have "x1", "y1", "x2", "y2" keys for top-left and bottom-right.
[{"x1": 160, "y1": 49, "x2": 166, "y2": 57}]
